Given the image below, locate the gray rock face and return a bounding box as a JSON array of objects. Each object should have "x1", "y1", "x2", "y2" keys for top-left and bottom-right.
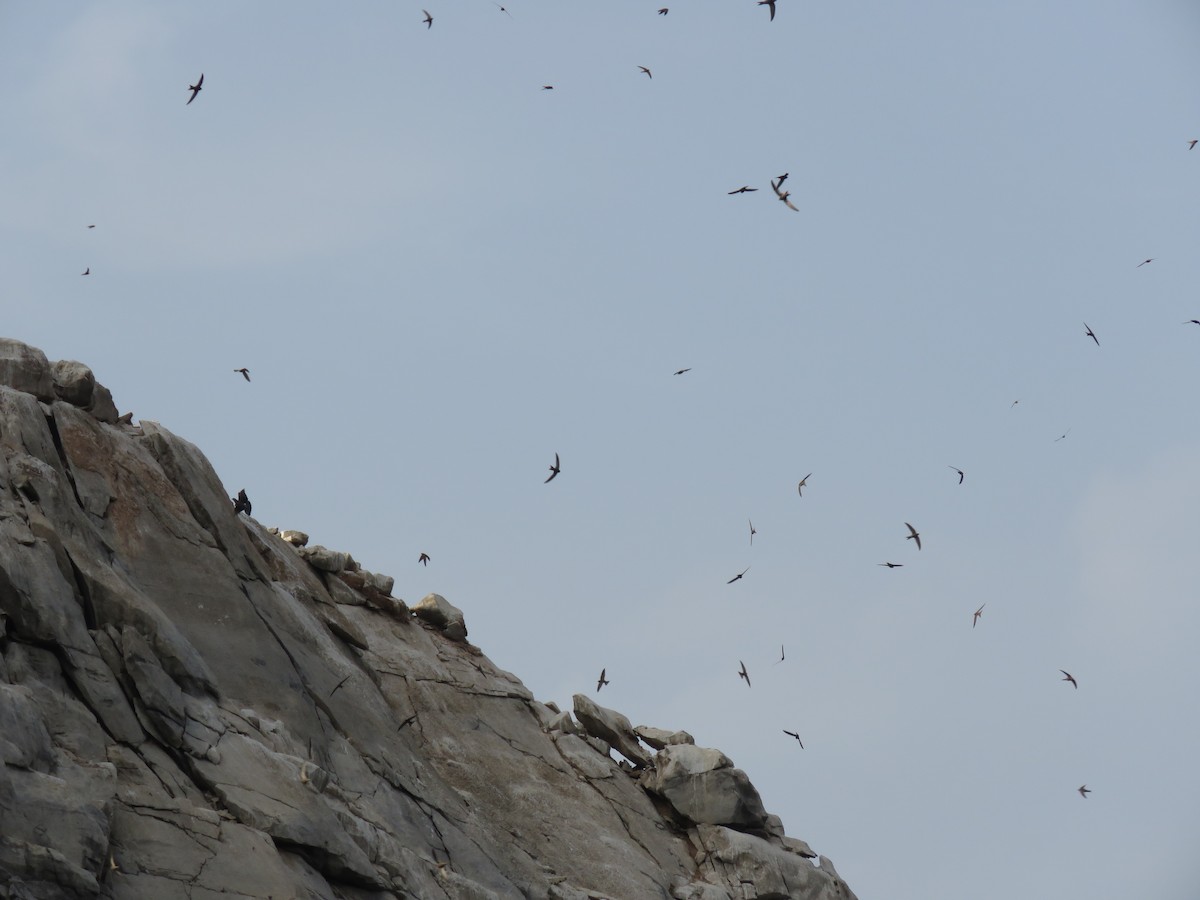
[{"x1": 0, "y1": 338, "x2": 858, "y2": 900}]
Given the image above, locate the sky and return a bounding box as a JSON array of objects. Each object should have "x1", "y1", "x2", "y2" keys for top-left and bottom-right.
[{"x1": 3, "y1": 1, "x2": 1200, "y2": 897}]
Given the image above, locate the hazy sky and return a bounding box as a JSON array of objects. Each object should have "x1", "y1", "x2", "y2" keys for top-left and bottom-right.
[{"x1": 4, "y1": 2, "x2": 1200, "y2": 897}]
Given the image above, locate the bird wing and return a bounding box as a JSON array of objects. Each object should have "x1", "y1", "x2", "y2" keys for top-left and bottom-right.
[{"x1": 197, "y1": 73, "x2": 204, "y2": 88}]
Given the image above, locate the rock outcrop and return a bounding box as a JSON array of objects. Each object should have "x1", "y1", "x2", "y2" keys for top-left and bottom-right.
[{"x1": 0, "y1": 338, "x2": 857, "y2": 899}]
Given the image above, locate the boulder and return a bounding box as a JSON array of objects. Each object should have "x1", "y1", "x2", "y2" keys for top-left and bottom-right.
[
  {"x1": 635, "y1": 725, "x2": 695, "y2": 750},
  {"x1": 640, "y1": 744, "x2": 768, "y2": 829},
  {"x1": 0, "y1": 338, "x2": 54, "y2": 401},
  {"x1": 281, "y1": 529, "x2": 309, "y2": 547},
  {"x1": 298, "y1": 544, "x2": 348, "y2": 572},
  {"x1": 50, "y1": 360, "x2": 95, "y2": 407},
  {"x1": 572, "y1": 694, "x2": 650, "y2": 767},
  {"x1": 412, "y1": 593, "x2": 467, "y2": 641}
]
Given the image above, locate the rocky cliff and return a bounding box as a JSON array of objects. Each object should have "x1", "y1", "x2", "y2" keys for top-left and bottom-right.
[{"x1": 0, "y1": 338, "x2": 857, "y2": 900}]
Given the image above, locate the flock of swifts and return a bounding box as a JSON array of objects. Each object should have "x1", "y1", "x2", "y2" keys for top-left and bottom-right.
[{"x1": 74, "y1": 3, "x2": 1199, "y2": 804}]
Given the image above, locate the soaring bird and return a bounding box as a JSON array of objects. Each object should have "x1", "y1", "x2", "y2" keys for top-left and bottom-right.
[
  {"x1": 495, "y1": 2, "x2": 512, "y2": 15},
  {"x1": 596, "y1": 668, "x2": 610, "y2": 692},
  {"x1": 797, "y1": 473, "x2": 811, "y2": 496},
  {"x1": 749, "y1": 519, "x2": 756, "y2": 545},
  {"x1": 234, "y1": 368, "x2": 250, "y2": 382},
  {"x1": 1078, "y1": 784, "x2": 1091, "y2": 798},
  {"x1": 777, "y1": 645, "x2": 785, "y2": 663},
  {"x1": 949, "y1": 465, "x2": 964, "y2": 484},
  {"x1": 771, "y1": 178, "x2": 798, "y2": 211},
  {"x1": 878, "y1": 562, "x2": 903, "y2": 568},
  {"x1": 81, "y1": 267, "x2": 90, "y2": 275},
  {"x1": 638, "y1": 66, "x2": 652, "y2": 79},
  {"x1": 727, "y1": 566, "x2": 750, "y2": 584},
  {"x1": 658, "y1": 7, "x2": 668, "y2": 13},
  {"x1": 418, "y1": 552, "x2": 430, "y2": 566},
  {"x1": 87, "y1": 224, "x2": 96, "y2": 229},
  {"x1": 542, "y1": 85, "x2": 554, "y2": 90},
  {"x1": 728, "y1": 186, "x2": 758, "y2": 194},
  {"x1": 973, "y1": 604, "x2": 985, "y2": 628},
  {"x1": 738, "y1": 660, "x2": 751, "y2": 687},
  {"x1": 186, "y1": 73, "x2": 204, "y2": 105},
  {"x1": 1183, "y1": 320, "x2": 1200, "y2": 325},
  {"x1": 673, "y1": 367, "x2": 691, "y2": 375},
  {"x1": 233, "y1": 489, "x2": 251, "y2": 516},
  {"x1": 422, "y1": 9, "x2": 433, "y2": 27},
  {"x1": 1084, "y1": 323, "x2": 1099, "y2": 346},
  {"x1": 775, "y1": 172, "x2": 789, "y2": 186},
  {"x1": 1060, "y1": 670, "x2": 1077, "y2": 689},
  {"x1": 905, "y1": 522, "x2": 922, "y2": 550},
  {"x1": 758, "y1": 0, "x2": 776, "y2": 21},
  {"x1": 783, "y1": 730, "x2": 804, "y2": 747},
  {"x1": 1054, "y1": 428, "x2": 1071, "y2": 442},
  {"x1": 545, "y1": 453, "x2": 561, "y2": 483},
  {"x1": 1136, "y1": 258, "x2": 1154, "y2": 267},
  {"x1": 1190, "y1": 140, "x2": 1197, "y2": 150}
]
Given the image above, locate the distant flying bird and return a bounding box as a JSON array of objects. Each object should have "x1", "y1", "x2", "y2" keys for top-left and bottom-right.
[
  {"x1": 418, "y1": 552, "x2": 430, "y2": 566},
  {"x1": 771, "y1": 178, "x2": 798, "y2": 211},
  {"x1": 233, "y1": 489, "x2": 251, "y2": 516},
  {"x1": 728, "y1": 186, "x2": 758, "y2": 194},
  {"x1": 544, "y1": 452, "x2": 561, "y2": 483},
  {"x1": 1060, "y1": 670, "x2": 1077, "y2": 689},
  {"x1": 81, "y1": 267, "x2": 90, "y2": 275},
  {"x1": 638, "y1": 66, "x2": 652, "y2": 79},
  {"x1": 596, "y1": 668, "x2": 610, "y2": 692},
  {"x1": 758, "y1": 0, "x2": 776, "y2": 21},
  {"x1": 1011, "y1": 399, "x2": 1019, "y2": 407},
  {"x1": 1078, "y1": 784, "x2": 1091, "y2": 798},
  {"x1": 186, "y1": 73, "x2": 204, "y2": 105},
  {"x1": 422, "y1": 9, "x2": 432, "y2": 27},
  {"x1": 878, "y1": 562, "x2": 903, "y2": 568},
  {"x1": 1084, "y1": 323, "x2": 1099, "y2": 346},
  {"x1": 495, "y1": 2, "x2": 512, "y2": 15},
  {"x1": 749, "y1": 519, "x2": 756, "y2": 545},
  {"x1": 949, "y1": 466, "x2": 964, "y2": 484},
  {"x1": 738, "y1": 660, "x2": 751, "y2": 687},
  {"x1": 1136, "y1": 258, "x2": 1154, "y2": 267},
  {"x1": 775, "y1": 172, "x2": 789, "y2": 187},
  {"x1": 234, "y1": 368, "x2": 250, "y2": 382},
  {"x1": 1054, "y1": 428, "x2": 1071, "y2": 442},
  {"x1": 727, "y1": 566, "x2": 750, "y2": 584},
  {"x1": 87, "y1": 224, "x2": 95, "y2": 229},
  {"x1": 1184, "y1": 320, "x2": 1200, "y2": 325},
  {"x1": 777, "y1": 645, "x2": 785, "y2": 663},
  {"x1": 673, "y1": 367, "x2": 691, "y2": 375},
  {"x1": 905, "y1": 522, "x2": 921, "y2": 550},
  {"x1": 797, "y1": 473, "x2": 811, "y2": 496},
  {"x1": 782, "y1": 729, "x2": 804, "y2": 748},
  {"x1": 542, "y1": 85, "x2": 554, "y2": 90},
  {"x1": 658, "y1": 7, "x2": 669, "y2": 13},
  {"x1": 1190, "y1": 140, "x2": 1197, "y2": 150},
  {"x1": 973, "y1": 604, "x2": 985, "y2": 628}
]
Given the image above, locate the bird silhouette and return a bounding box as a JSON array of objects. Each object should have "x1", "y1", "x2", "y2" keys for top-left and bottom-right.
[
  {"x1": 418, "y1": 552, "x2": 430, "y2": 566},
  {"x1": 542, "y1": 85, "x2": 554, "y2": 90},
  {"x1": 749, "y1": 519, "x2": 756, "y2": 545},
  {"x1": 775, "y1": 172, "x2": 789, "y2": 186},
  {"x1": 186, "y1": 73, "x2": 204, "y2": 105},
  {"x1": 878, "y1": 562, "x2": 903, "y2": 568},
  {"x1": 495, "y1": 3, "x2": 512, "y2": 15},
  {"x1": 728, "y1": 186, "x2": 758, "y2": 194},
  {"x1": 1136, "y1": 258, "x2": 1154, "y2": 267},
  {"x1": 776, "y1": 645, "x2": 785, "y2": 663},
  {"x1": 1060, "y1": 670, "x2": 1077, "y2": 689},
  {"x1": 1054, "y1": 428, "x2": 1071, "y2": 442},
  {"x1": 596, "y1": 668, "x2": 610, "y2": 692},
  {"x1": 783, "y1": 730, "x2": 804, "y2": 747},
  {"x1": 1078, "y1": 784, "x2": 1091, "y2": 798},
  {"x1": 949, "y1": 466, "x2": 964, "y2": 484},
  {"x1": 81, "y1": 268, "x2": 90, "y2": 275},
  {"x1": 1084, "y1": 323, "x2": 1099, "y2": 346},
  {"x1": 1190, "y1": 140, "x2": 1197, "y2": 150},
  {"x1": 797, "y1": 473, "x2": 811, "y2": 496},
  {"x1": 234, "y1": 368, "x2": 250, "y2": 382},
  {"x1": 727, "y1": 566, "x2": 750, "y2": 584},
  {"x1": 638, "y1": 66, "x2": 652, "y2": 79},
  {"x1": 738, "y1": 660, "x2": 751, "y2": 687},
  {"x1": 233, "y1": 489, "x2": 251, "y2": 516},
  {"x1": 87, "y1": 224, "x2": 95, "y2": 229},
  {"x1": 905, "y1": 522, "x2": 922, "y2": 550},
  {"x1": 422, "y1": 9, "x2": 433, "y2": 27},
  {"x1": 758, "y1": 0, "x2": 776, "y2": 21},
  {"x1": 545, "y1": 453, "x2": 561, "y2": 483},
  {"x1": 658, "y1": 7, "x2": 668, "y2": 13},
  {"x1": 771, "y1": 178, "x2": 798, "y2": 211},
  {"x1": 973, "y1": 604, "x2": 985, "y2": 628},
  {"x1": 1183, "y1": 320, "x2": 1200, "y2": 325},
  {"x1": 673, "y1": 367, "x2": 691, "y2": 375}
]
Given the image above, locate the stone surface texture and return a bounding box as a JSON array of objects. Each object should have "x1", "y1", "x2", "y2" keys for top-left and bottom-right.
[{"x1": 0, "y1": 338, "x2": 857, "y2": 900}]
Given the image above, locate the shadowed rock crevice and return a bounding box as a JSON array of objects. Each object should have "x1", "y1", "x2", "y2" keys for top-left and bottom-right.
[{"x1": 0, "y1": 339, "x2": 858, "y2": 900}]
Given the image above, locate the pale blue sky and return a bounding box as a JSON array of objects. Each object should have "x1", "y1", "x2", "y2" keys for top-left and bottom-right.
[{"x1": 4, "y1": 2, "x2": 1200, "y2": 897}]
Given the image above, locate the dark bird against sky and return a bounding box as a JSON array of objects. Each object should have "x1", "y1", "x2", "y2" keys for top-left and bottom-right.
[
  {"x1": 233, "y1": 489, "x2": 251, "y2": 516},
  {"x1": 949, "y1": 466, "x2": 964, "y2": 484},
  {"x1": 81, "y1": 267, "x2": 89, "y2": 275},
  {"x1": 973, "y1": 604, "x2": 985, "y2": 628},
  {"x1": 878, "y1": 562, "x2": 903, "y2": 568},
  {"x1": 727, "y1": 566, "x2": 750, "y2": 584},
  {"x1": 749, "y1": 519, "x2": 756, "y2": 545},
  {"x1": 738, "y1": 660, "x2": 751, "y2": 687},
  {"x1": 673, "y1": 367, "x2": 691, "y2": 375},
  {"x1": 783, "y1": 730, "x2": 804, "y2": 748},
  {"x1": 422, "y1": 9, "x2": 432, "y2": 28},
  {"x1": 1060, "y1": 670, "x2": 1077, "y2": 689},
  {"x1": 771, "y1": 178, "x2": 798, "y2": 211},
  {"x1": 728, "y1": 186, "x2": 758, "y2": 194},
  {"x1": 419, "y1": 552, "x2": 430, "y2": 566},
  {"x1": 1084, "y1": 323, "x2": 1099, "y2": 346},
  {"x1": 1136, "y1": 258, "x2": 1154, "y2": 267},
  {"x1": 758, "y1": 0, "x2": 777, "y2": 21},
  {"x1": 1078, "y1": 784, "x2": 1091, "y2": 798},
  {"x1": 596, "y1": 668, "x2": 609, "y2": 692},
  {"x1": 658, "y1": 7, "x2": 668, "y2": 13},
  {"x1": 905, "y1": 522, "x2": 921, "y2": 550},
  {"x1": 234, "y1": 368, "x2": 250, "y2": 382},
  {"x1": 1191, "y1": 140, "x2": 1198, "y2": 150},
  {"x1": 186, "y1": 73, "x2": 204, "y2": 105},
  {"x1": 638, "y1": 66, "x2": 652, "y2": 79},
  {"x1": 545, "y1": 452, "x2": 561, "y2": 483},
  {"x1": 797, "y1": 473, "x2": 811, "y2": 496}
]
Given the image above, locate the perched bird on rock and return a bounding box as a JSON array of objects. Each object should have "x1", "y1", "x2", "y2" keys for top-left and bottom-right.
[
  {"x1": 738, "y1": 660, "x2": 751, "y2": 687},
  {"x1": 783, "y1": 729, "x2": 804, "y2": 747},
  {"x1": 234, "y1": 367, "x2": 250, "y2": 381},
  {"x1": 419, "y1": 552, "x2": 430, "y2": 566},
  {"x1": 973, "y1": 604, "x2": 985, "y2": 628},
  {"x1": 596, "y1": 668, "x2": 610, "y2": 692},
  {"x1": 187, "y1": 73, "x2": 204, "y2": 105},
  {"x1": 1060, "y1": 670, "x2": 1077, "y2": 689},
  {"x1": 905, "y1": 522, "x2": 921, "y2": 550},
  {"x1": 727, "y1": 566, "x2": 750, "y2": 584},
  {"x1": 545, "y1": 452, "x2": 561, "y2": 483},
  {"x1": 233, "y1": 489, "x2": 251, "y2": 516},
  {"x1": 1078, "y1": 784, "x2": 1091, "y2": 798}
]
